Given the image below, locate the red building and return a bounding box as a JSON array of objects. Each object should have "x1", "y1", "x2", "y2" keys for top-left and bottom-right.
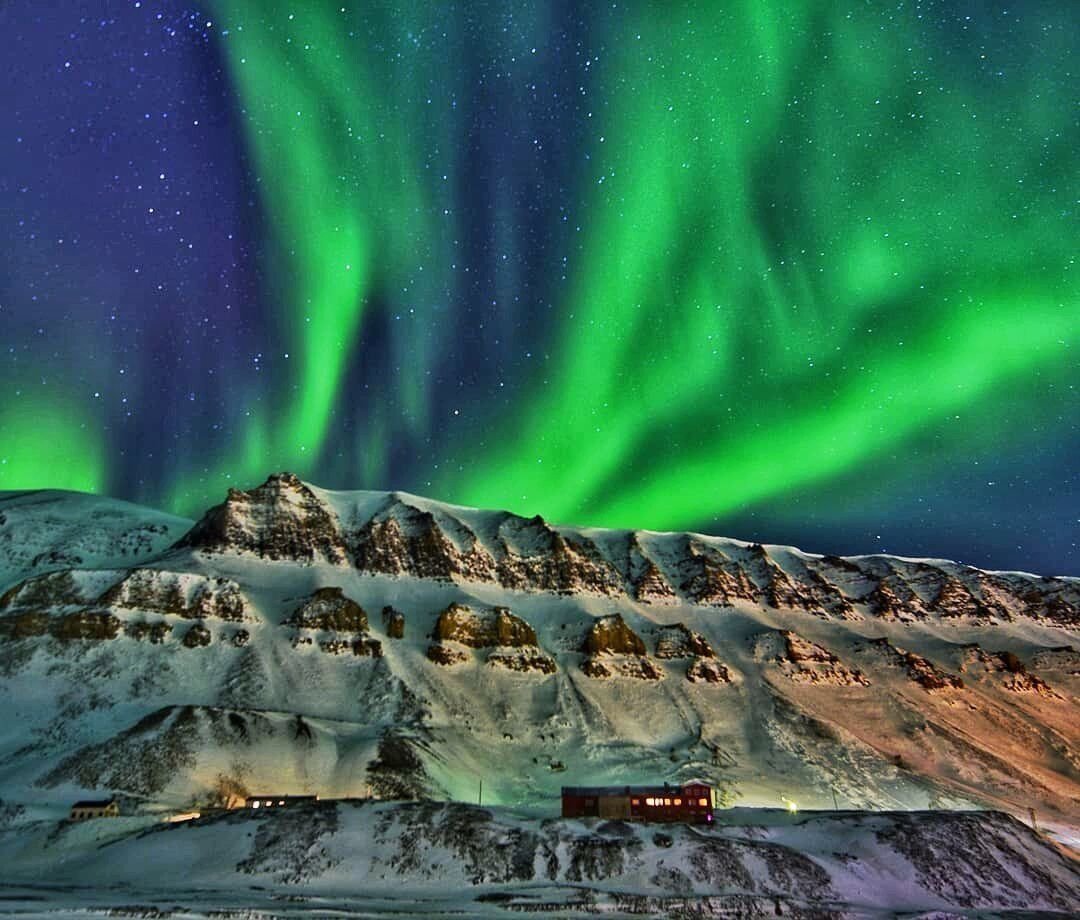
[{"x1": 561, "y1": 782, "x2": 714, "y2": 824}]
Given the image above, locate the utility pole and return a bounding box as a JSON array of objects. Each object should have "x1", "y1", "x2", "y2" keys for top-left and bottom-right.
[
  {"x1": 478, "y1": 777, "x2": 483, "y2": 806},
  {"x1": 831, "y1": 786, "x2": 839, "y2": 811}
]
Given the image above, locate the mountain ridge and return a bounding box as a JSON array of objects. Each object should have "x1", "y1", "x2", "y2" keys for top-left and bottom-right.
[{"x1": 0, "y1": 471, "x2": 1077, "y2": 845}]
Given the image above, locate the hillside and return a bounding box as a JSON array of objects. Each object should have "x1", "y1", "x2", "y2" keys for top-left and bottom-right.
[{"x1": 0, "y1": 472, "x2": 1077, "y2": 832}]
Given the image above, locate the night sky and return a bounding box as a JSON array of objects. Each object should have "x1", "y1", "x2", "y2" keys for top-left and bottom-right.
[{"x1": 1, "y1": 2, "x2": 1076, "y2": 575}]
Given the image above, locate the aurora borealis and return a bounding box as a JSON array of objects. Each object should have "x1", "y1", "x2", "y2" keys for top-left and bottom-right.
[{"x1": 1, "y1": 2, "x2": 1076, "y2": 573}]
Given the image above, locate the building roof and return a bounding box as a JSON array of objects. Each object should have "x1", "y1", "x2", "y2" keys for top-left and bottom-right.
[
  {"x1": 561, "y1": 782, "x2": 710, "y2": 797},
  {"x1": 71, "y1": 799, "x2": 116, "y2": 809},
  {"x1": 245, "y1": 794, "x2": 318, "y2": 800}
]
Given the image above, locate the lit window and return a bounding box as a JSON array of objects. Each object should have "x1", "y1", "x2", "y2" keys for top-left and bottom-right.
[
  {"x1": 699, "y1": 798, "x2": 708, "y2": 806},
  {"x1": 252, "y1": 802, "x2": 259, "y2": 808},
  {"x1": 664, "y1": 798, "x2": 671, "y2": 806},
  {"x1": 279, "y1": 800, "x2": 285, "y2": 806},
  {"x1": 632, "y1": 799, "x2": 640, "y2": 806},
  {"x1": 674, "y1": 798, "x2": 682, "y2": 806},
  {"x1": 645, "y1": 797, "x2": 653, "y2": 806}
]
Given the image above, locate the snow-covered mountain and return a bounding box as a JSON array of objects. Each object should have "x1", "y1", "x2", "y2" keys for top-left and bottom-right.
[{"x1": 0, "y1": 472, "x2": 1077, "y2": 837}]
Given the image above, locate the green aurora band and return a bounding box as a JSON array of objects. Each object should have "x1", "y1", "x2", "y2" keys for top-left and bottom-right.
[
  {"x1": 434, "y1": 2, "x2": 1078, "y2": 528},
  {"x1": 4, "y1": 1, "x2": 1072, "y2": 552},
  {"x1": 167, "y1": 0, "x2": 463, "y2": 508}
]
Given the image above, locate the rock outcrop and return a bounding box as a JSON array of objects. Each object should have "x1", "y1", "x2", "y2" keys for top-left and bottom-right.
[
  {"x1": 427, "y1": 643, "x2": 469, "y2": 666},
  {"x1": 146, "y1": 473, "x2": 1080, "y2": 629},
  {"x1": 175, "y1": 472, "x2": 349, "y2": 564},
  {"x1": 382, "y1": 606, "x2": 405, "y2": 639},
  {"x1": 582, "y1": 614, "x2": 646, "y2": 656},
  {"x1": 432, "y1": 603, "x2": 536, "y2": 648},
  {"x1": 98, "y1": 569, "x2": 247, "y2": 622},
  {"x1": 654, "y1": 623, "x2": 715, "y2": 659},
  {"x1": 581, "y1": 655, "x2": 664, "y2": 680},
  {"x1": 865, "y1": 637, "x2": 964, "y2": 691},
  {"x1": 581, "y1": 614, "x2": 662, "y2": 680},
  {"x1": 487, "y1": 648, "x2": 557, "y2": 674},
  {"x1": 686, "y1": 657, "x2": 731, "y2": 684},
  {"x1": 959, "y1": 646, "x2": 1057, "y2": 696},
  {"x1": 675, "y1": 540, "x2": 759, "y2": 607},
  {"x1": 285, "y1": 587, "x2": 369, "y2": 633},
  {"x1": 426, "y1": 603, "x2": 553, "y2": 672},
  {"x1": 625, "y1": 535, "x2": 677, "y2": 604},
  {"x1": 180, "y1": 622, "x2": 212, "y2": 648},
  {"x1": 764, "y1": 630, "x2": 870, "y2": 687},
  {"x1": 351, "y1": 499, "x2": 492, "y2": 581}
]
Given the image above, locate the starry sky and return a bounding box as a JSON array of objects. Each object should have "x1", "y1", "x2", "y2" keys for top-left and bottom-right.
[{"x1": 1, "y1": 1, "x2": 1076, "y2": 575}]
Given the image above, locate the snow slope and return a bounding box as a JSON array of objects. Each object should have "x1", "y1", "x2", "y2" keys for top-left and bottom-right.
[{"x1": 0, "y1": 801, "x2": 1077, "y2": 917}]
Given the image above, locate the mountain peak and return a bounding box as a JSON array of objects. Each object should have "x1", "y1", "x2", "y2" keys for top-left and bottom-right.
[{"x1": 176, "y1": 472, "x2": 348, "y2": 565}]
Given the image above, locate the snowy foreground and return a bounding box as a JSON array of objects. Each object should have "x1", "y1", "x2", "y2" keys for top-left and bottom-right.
[{"x1": 0, "y1": 800, "x2": 1078, "y2": 918}]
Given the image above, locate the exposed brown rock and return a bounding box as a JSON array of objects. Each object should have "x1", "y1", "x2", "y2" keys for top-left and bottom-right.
[
  {"x1": 625, "y1": 535, "x2": 677, "y2": 604},
  {"x1": 0, "y1": 570, "x2": 85, "y2": 610},
  {"x1": 932, "y1": 577, "x2": 994, "y2": 619},
  {"x1": 582, "y1": 614, "x2": 646, "y2": 656},
  {"x1": 432, "y1": 603, "x2": 537, "y2": 648},
  {"x1": 581, "y1": 654, "x2": 664, "y2": 680},
  {"x1": 382, "y1": 606, "x2": 405, "y2": 639},
  {"x1": 350, "y1": 498, "x2": 495, "y2": 582},
  {"x1": 175, "y1": 472, "x2": 349, "y2": 564},
  {"x1": 0, "y1": 610, "x2": 51, "y2": 638},
  {"x1": 427, "y1": 643, "x2": 468, "y2": 666},
  {"x1": 50, "y1": 611, "x2": 122, "y2": 641},
  {"x1": 686, "y1": 657, "x2": 731, "y2": 684},
  {"x1": 353, "y1": 637, "x2": 383, "y2": 658},
  {"x1": 285, "y1": 587, "x2": 368, "y2": 633},
  {"x1": 487, "y1": 648, "x2": 557, "y2": 674},
  {"x1": 493, "y1": 516, "x2": 624, "y2": 596},
  {"x1": 866, "y1": 637, "x2": 963, "y2": 691},
  {"x1": 655, "y1": 623, "x2": 714, "y2": 660},
  {"x1": 863, "y1": 575, "x2": 927, "y2": 620},
  {"x1": 677, "y1": 541, "x2": 759, "y2": 607},
  {"x1": 772, "y1": 631, "x2": 870, "y2": 687},
  {"x1": 631, "y1": 559, "x2": 677, "y2": 603},
  {"x1": 98, "y1": 570, "x2": 247, "y2": 622},
  {"x1": 181, "y1": 622, "x2": 212, "y2": 648},
  {"x1": 960, "y1": 645, "x2": 1057, "y2": 696},
  {"x1": 123, "y1": 620, "x2": 172, "y2": 644}
]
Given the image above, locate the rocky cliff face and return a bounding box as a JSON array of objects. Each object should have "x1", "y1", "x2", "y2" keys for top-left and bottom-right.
[
  {"x1": 581, "y1": 614, "x2": 663, "y2": 680},
  {"x1": 285, "y1": 587, "x2": 368, "y2": 633},
  {"x1": 176, "y1": 472, "x2": 349, "y2": 564},
  {"x1": 157, "y1": 474, "x2": 1080, "y2": 631},
  {"x1": 427, "y1": 603, "x2": 555, "y2": 673},
  {"x1": 99, "y1": 569, "x2": 248, "y2": 622},
  {"x1": 762, "y1": 630, "x2": 871, "y2": 687},
  {"x1": 432, "y1": 603, "x2": 536, "y2": 648},
  {"x1": 866, "y1": 637, "x2": 965, "y2": 692}
]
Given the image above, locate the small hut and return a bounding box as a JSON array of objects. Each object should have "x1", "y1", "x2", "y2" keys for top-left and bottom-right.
[{"x1": 69, "y1": 798, "x2": 119, "y2": 821}]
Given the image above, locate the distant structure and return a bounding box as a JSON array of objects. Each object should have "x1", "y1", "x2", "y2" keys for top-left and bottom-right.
[
  {"x1": 245, "y1": 794, "x2": 318, "y2": 809},
  {"x1": 561, "y1": 781, "x2": 714, "y2": 824},
  {"x1": 69, "y1": 798, "x2": 119, "y2": 821}
]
